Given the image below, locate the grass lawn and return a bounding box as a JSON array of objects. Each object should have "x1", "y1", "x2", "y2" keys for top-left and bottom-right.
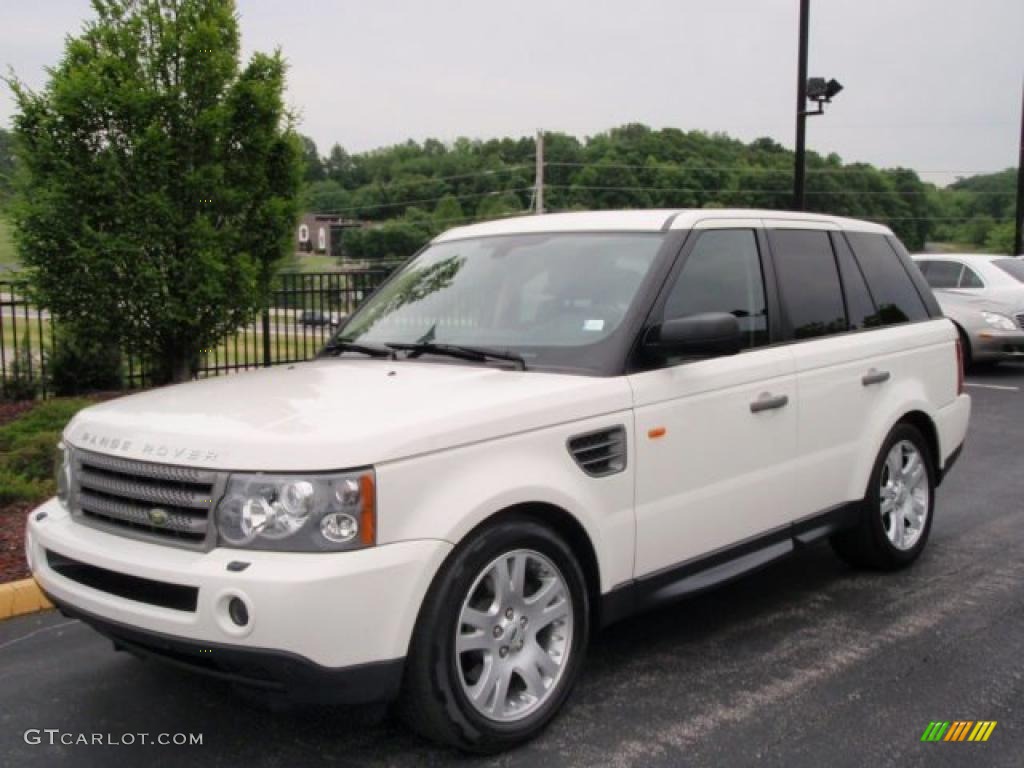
[
  {"x1": 0, "y1": 317, "x2": 52, "y2": 366},
  {"x1": 277, "y1": 251, "x2": 344, "y2": 273}
]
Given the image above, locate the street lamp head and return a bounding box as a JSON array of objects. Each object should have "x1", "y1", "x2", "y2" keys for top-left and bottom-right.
[{"x1": 807, "y1": 77, "x2": 843, "y2": 103}]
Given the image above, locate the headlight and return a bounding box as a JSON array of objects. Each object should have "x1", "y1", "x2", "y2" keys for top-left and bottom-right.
[
  {"x1": 981, "y1": 311, "x2": 1017, "y2": 331},
  {"x1": 55, "y1": 442, "x2": 71, "y2": 508},
  {"x1": 215, "y1": 469, "x2": 375, "y2": 552}
]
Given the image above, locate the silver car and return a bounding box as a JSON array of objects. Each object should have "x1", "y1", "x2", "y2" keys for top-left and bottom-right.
[{"x1": 912, "y1": 254, "x2": 1024, "y2": 366}]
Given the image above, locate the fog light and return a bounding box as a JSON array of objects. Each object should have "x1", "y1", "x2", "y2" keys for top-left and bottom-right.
[
  {"x1": 321, "y1": 512, "x2": 358, "y2": 543},
  {"x1": 228, "y1": 597, "x2": 249, "y2": 627}
]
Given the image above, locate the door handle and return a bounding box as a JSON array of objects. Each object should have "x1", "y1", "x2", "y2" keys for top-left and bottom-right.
[
  {"x1": 862, "y1": 369, "x2": 891, "y2": 387},
  {"x1": 750, "y1": 393, "x2": 789, "y2": 413}
]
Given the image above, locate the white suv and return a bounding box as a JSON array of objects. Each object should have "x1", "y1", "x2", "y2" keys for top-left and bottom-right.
[{"x1": 28, "y1": 209, "x2": 970, "y2": 752}]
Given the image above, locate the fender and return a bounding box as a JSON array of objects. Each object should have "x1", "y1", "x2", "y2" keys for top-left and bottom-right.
[{"x1": 375, "y1": 410, "x2": 636, "y2": 595}]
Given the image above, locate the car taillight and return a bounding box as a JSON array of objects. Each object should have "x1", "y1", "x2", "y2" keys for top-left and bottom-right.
[{"x1": 955, "y1": 337, "x2": 965, "y2": 396}]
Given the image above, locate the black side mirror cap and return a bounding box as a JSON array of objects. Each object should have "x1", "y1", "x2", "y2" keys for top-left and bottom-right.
[{"x1": 646, "y1": 312, "x2": 743, "y2": 357}]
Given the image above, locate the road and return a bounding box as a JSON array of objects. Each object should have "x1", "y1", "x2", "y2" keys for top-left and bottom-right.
[{"x1": 1, "y1": 363, "x2": 1022, "y2": 767}]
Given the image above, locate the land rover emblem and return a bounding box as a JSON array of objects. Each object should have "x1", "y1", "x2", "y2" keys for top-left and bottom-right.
[{"x1": 148, "y1": 508, "x2": 170, "y2": 527}]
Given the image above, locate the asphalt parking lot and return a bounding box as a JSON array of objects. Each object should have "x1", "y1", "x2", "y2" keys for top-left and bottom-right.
[{"x1": 1, "y1": 363, "x2": 1022, "y2": 767}]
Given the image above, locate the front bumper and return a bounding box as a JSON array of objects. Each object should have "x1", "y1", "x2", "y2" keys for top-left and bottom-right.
[
  {"x1": 969, "y1": 328, "x2": 1024, "y2": 361},
  {"x1": 46, "y1": 593, "x2": 406, "y2": 704},
  {"x1": 27, "y1": 498, "x2": 452, "y2": 695}
]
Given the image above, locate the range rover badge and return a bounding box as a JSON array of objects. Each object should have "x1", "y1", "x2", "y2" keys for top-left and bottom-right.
[{"x1": 148, "y1": 508, "x2": 170, "y2": 527}]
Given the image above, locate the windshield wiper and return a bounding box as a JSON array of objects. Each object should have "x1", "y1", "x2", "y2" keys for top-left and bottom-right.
[
  {"x1": 319, "y1": 339, "x2": 396, "y2": 359},
  {"x1": 386, "y1": 342, "x2": 527, "y2": 371}
]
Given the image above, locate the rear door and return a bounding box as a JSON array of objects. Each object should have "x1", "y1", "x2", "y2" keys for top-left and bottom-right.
[
  {"x1": 629, "y1": 223, "x2": 799, "y2": 576},
  {"x1": 768, "y1": 225, "x2": 934, "y2": 519}
]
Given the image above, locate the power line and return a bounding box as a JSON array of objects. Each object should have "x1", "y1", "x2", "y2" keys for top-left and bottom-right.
[
  {"x1": 543, "y1": 160, "x2": 1002, "y2": 177},
  {"x1": 544, "y1": 183, "x2": 1014, "y2": 198},
  {"x1": 312, "y1": 187, "x2": 532, "y2": 215},
  {"x1": 355, "y1": 166, "x2": 532, "y2": 188}
]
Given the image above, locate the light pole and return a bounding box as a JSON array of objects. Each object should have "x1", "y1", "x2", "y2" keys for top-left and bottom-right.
[
  {"x1": 1014, "y1": 81, "x2": 1023, "y2": 256},
  {"x1": 792, "y1": 0, "x2": 842, "y2": 211}
]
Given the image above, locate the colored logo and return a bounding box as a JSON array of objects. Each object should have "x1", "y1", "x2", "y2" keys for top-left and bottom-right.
[
  {"x1": 147, "y1": 508, "x2": 170, "y2": 527},
  {"x1": 921, "y1": 721, "x2": 997, "y2": 742}
]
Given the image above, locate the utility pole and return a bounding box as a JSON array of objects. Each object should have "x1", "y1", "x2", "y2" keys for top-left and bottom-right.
[
  {"x1": 793, "y1": 0, "x2": 810, "y2": 211},
  {"x1": 1014, "y1": 81, "x2": 1023, "y2": 256},
  {"x1": 535, "y1": 129, "x2": 545, "y2": 215}
]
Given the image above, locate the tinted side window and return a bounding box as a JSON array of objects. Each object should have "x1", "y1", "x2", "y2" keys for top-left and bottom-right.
[
  {"x1": 920, "y1": 260, "x2": 963, "y2": 289},
  {"x1": 960, "y1": 266, "x2": 984, "y2": 289},
  {"x1": 831, "y1": 233, "x2": 881, "y2": 330},
  {"x1": 661, "y1": 229, "x2": 768, "y2": 350},
  {"x1": 769, "y1": 229, "x2": 847, "y2": 340},
  {"x1": 846, "y1": 233, "x2": 929, "y2": 325}
]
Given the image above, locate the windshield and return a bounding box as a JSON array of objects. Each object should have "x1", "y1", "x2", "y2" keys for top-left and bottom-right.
[
  {"x1": 993, "y1": 258, "x2": 1024, "y2": 283},
  {"x1": 335, "y1": 233, "x2": 666, "y2": 373}
]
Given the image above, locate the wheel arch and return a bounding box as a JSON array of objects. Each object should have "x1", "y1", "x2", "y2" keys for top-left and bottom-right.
[
  {"x1": 949, "y1": 320, "x2": 972, "y2": 364},
  {"x1": 896, "y1": 409, "x2": 941, "y2": 483},
  {"x1": 426, "y1": 502, "x2": 602, "y2": 631}
]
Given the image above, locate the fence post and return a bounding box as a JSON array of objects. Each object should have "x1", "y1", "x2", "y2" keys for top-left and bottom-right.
[{"x1": 262, "y1": 307, "x2": 271, "y2": 367}]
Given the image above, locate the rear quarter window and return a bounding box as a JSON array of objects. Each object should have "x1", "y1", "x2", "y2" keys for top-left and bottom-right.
[{"x1": 845, "y1": 233, "x2": 930, "y2": 325}]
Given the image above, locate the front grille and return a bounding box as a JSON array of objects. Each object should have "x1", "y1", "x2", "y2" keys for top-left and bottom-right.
[
  {"x1": 1016, "y1": 313, "x2": 1024, "y2": 330},
  {"x1": 70, "y1": 449, "x2": 221, "y2": 550},
  {"x1": 568, "y1": 426, "x2": 627, "y2": 477},
  {"x1": 46, "y1": 549, "x2": 198, "y2": 611}
]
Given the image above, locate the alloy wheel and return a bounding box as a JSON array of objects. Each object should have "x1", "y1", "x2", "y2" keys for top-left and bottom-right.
[{"x1": 455, "y1": 549, "x2": 574, "y2": 723}]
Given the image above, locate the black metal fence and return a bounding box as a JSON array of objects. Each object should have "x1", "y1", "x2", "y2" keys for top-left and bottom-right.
[
  {"x1": 0, "y1": 281, "x2": 57, "y2": 398},
  {"x1": 1, "y1": 269, "x2": 393, "y2": 398}
]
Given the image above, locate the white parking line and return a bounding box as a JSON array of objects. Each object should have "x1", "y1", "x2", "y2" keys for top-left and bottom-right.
[{"x1": 965, "y1": 382, "x2": 1020, "y2": 392}]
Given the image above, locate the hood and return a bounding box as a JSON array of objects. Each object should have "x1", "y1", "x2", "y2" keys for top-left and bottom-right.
[{"x1": 65, "y1": 360, "x2": 632, "y2": 471}]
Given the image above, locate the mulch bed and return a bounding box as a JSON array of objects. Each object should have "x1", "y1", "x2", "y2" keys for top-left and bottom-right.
[{"x1": 0, "y1": 502, "x2": 34, "y2": 582}]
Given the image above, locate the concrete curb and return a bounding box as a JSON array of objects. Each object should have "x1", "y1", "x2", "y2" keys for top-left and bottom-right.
[{"x1": 0, "y1": 578, "x2": 53, "y2": 621}]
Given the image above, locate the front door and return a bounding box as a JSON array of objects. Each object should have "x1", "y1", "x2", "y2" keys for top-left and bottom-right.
[{"x1": 629, "y1": 226, "x2": 799, "y2": 577}]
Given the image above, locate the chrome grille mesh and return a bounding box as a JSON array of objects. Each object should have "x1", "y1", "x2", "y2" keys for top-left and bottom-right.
[{"x1": 69, "y1": 448, "x2": 222, "y2": 549}]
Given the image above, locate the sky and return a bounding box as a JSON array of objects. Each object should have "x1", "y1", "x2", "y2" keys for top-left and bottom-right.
[{"x1": 1, "y1": 0, "x2": 1021, "y2": 186}]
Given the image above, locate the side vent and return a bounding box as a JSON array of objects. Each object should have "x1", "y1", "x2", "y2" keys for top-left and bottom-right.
[{"x1": 568, "y1": 426, "x2": 627, "y2": 477}]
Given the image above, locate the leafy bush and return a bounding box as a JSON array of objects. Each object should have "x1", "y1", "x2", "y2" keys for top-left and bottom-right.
[
  {"x1": 49, "y1": 329, "x2": 123, "y2": 396},
  {"x1": 0, "y1": 397, "x2": 96, "y2": 506},
  {"x1": 0, "y1": 467, "x2": 48, "y2": 507}
]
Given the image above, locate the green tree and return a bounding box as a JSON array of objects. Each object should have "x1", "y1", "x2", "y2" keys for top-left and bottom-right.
[
  {"x1": 433, "y1": 193, "x2": 464, "y2": 226},
  {"x1": 8, "y1": 0, "x2": 302, "y2": 383},
  {"x1": 300, "y1": 135, "x2": 326, "y2": 182},
  {"x1": 984, "y1": 221, "x2": 1015, "y2": 255},
  {"x1": 0, "y1": 128, "x2": 15, "y2": 207},
  {"x1": 304, "y1": 179, "x2": 351, "y2": 213}
]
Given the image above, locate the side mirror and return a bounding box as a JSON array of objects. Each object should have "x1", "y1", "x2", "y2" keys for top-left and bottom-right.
[{"x1": 646, "y1": 312, "x2": 742, "y2": 357}]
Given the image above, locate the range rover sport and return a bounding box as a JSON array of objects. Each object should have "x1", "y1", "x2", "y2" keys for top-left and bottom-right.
[{"x1": 28, "y1": 209, "x2": 970, "y2": 752}]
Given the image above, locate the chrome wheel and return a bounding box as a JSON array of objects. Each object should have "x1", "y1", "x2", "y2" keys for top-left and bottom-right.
[
  {"x1": 880, "y1": 440, "x2": 929, "y2": 551},
  {"x1": 455, "y1": 549, "x2": 574, "y2": 723}
]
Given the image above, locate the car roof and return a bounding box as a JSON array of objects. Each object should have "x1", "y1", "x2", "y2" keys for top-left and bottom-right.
[
  {"x1": 911, "y1": 253, "x2": 1005, "y2": 263},
  {"x1": 433, "y1": 208, "x2": 893, "y2": 242}
]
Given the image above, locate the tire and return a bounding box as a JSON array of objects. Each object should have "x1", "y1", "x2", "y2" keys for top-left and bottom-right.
[
  {"x1": 831, "y1": 423, "x2": 936, "y2": 570},
  {"x1": 398, "y1": 516, "x2": 590, "y2": 753}
]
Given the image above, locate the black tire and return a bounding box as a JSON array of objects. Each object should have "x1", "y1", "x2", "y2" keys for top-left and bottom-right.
[
  {"x1": 398, "y1": 516, "x2": 590, "y2": 753},
  {"x1": 831, "y1": 423, "x2": 936, "y2": 571}
]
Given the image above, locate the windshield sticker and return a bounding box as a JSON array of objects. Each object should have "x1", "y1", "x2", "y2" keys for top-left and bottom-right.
[{"x1": 583, "y1": 319, "x2": 605, "y2": 332}]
